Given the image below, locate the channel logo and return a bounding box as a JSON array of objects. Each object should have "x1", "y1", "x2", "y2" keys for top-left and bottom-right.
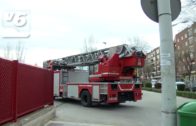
[{"x1": 1, "y1": 10, "x2": 30, "y2": 38}]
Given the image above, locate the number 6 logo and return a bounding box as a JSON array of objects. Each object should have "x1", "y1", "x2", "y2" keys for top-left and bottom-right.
[
  {"x1": 4, "y1": 11, "x2": 27, "y2": 27},
  {"x1": 2, "y1": 10, "x2": 30, "y2": 38}
]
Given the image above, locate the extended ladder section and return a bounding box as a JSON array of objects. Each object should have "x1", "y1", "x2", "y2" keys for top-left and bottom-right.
[{"x1": 43, "y1": 44, "x2": 144, "y2": 70}]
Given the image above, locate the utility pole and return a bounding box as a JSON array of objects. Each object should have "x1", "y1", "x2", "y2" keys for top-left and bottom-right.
[
  {"x1": 157, "y1": 0, "x2": 177, "y2": 126},
  {"x1": 141, "y1": 0, "x2": 181, "y2": 125}
]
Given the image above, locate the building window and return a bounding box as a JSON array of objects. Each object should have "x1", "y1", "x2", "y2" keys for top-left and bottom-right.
[
  {"x1": 181, "y1": 36, "x2": 183, "y2": 40},
  {"x1": 188, "y1": 28, "x2": 193, "y2": 36},
  {"x1": 189, "y1": 37, "x2": 193, "y2": 44},
  {"x1": 194, "y1": 28, "x2": 196, "y2": 33},
  {"x1": 182, "y1": 51, "x2": 184, "y2": 55},
  {"x1": 194, "y1": 75, "x2": 196, "y2": 80},
  {"x1": 185, "y1": 34, "x2": 188, "y2": 38},
  {"x1": 190, "y1": 45, "x2": 194, "y2": 52},
  {"x1": 156, "y1": 49, "x2": 159, "y2": 54},
  {"x1": 177, "y1": 39, "x2": 179, "y2": 42},
  {"x1": 178, "y1": 53, "x2": 181, "y2": 57},
  {"x1": 153, "y1": 57, "x2": 156, "y2": 61},
  {"x1": 185, "y1": 41, "x2": 188, "y2": 46},
  {"x1": 178, "y1": 46, "x2": 180, "y2": 50},
  {"x1": 178, "y1": 67, "x2": 181, "y2": 72}
]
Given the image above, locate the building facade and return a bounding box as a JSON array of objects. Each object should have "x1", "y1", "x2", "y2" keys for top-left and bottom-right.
[
  {"x1": 143, "y1": 47, "x2": 160, "y2": 80},
  {"x1": 144, "y1": 22, "x2": 196, "y2": 86},
  {"x1": 174, "y1": 22, "x2": 196, "y2": 84}
]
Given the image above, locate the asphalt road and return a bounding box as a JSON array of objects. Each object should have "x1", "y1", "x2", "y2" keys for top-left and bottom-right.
[{"x1": 47, "y1": 90, "x2": 194, "y2": 126}]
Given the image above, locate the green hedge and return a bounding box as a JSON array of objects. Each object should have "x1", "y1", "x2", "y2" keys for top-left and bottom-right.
[
  {"x1": 143, "y1": 87, "x2": 161, "y2": 93},
  {"x1": 142, "y1": 80, "x2": 152, "y2": 88},
  {"x1": 177, "y1": 91, "x2": 196, "y2": 99},
  {"x1": 142, "y1": 87, "x2": 196, "y2": 99}
]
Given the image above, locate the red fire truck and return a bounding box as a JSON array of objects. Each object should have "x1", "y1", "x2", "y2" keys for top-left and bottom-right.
[{"x1": 43, "y1": 44, "x2": 146, "y2": 106}]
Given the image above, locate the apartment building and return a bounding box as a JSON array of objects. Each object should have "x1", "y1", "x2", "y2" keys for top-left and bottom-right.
[
  {"x1": 144, "y1": 22, "x2": 196, "y2": 85},
  {"x1": 174, "y1": 22, "x2": 196, "y2": 82},
  {"x1": 143, "y1": 47, "x2": 160, "y2": 80}
]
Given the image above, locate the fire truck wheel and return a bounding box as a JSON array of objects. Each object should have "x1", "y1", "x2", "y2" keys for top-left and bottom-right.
[
  {"x1": 109, "y1": 102, "x2": 120, "y2": 106},
  {"x1": 80, "y1": 90, "x2": 92, "y2": 107}
]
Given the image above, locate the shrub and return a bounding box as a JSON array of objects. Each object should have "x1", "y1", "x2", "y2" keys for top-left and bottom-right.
[
  {"x1": 184, "y1": 88, "x2": 190, "y2": 91},
  {"x1": 142, "y1": 80, "x2": 152, "y2": 88},
  {"x1": 155, "y1": 83, "x2": 161, "y2": 89},
  {"x1": 177, "y1": 85, "x2": 185, "y2": 91},
  {"x1": 177, "y1": 91, "x2": 196, "y2": 99},
  {"x1": 143, "y1": 87, "x2": 196, "y2": 99},
  {"x1": 145, "y1": 82, "x2": 152, "y2": 88}
]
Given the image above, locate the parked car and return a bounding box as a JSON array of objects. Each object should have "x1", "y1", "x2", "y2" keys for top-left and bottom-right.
[
  {"x1": 176, "y1": 81, "x2": 185, "y2": 91},
  {"x1": 176, "y1": 81, "x2": 185, "y2": 85},
  {"x1": 151, "y1": 79, "x2": 157, "y2": 88},
  {"x1": 152, "y1": 80, "x2": 185, "y2": 90}
]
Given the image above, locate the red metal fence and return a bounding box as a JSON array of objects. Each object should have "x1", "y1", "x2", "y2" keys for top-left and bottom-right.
[{"x1": 0, "y1": 58, "x2": 53, "y2": 125}]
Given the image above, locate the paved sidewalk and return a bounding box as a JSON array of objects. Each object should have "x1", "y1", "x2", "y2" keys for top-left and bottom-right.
[{"x1": 3, "y1": 106, "x2": 55, "y2": 126}]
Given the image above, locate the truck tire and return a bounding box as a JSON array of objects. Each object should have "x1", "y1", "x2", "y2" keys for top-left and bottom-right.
[
  {"x1": 80, "y1": 90, "x2": 92, "y2": 107},
  {"x1": 109, "y1": 102, "x2": 120, "y2": 106}
]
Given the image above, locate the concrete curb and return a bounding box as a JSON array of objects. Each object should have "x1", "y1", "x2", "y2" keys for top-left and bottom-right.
[
  {"x1": 3, "y1": 105, "x2": 56, "y2": 126},
  {"x1": 45, "y1": 121, "x2": 114, "y2": 126}
]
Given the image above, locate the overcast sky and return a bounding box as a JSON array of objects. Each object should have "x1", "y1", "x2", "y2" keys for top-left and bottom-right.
[{"x1": 0, "y1": 0, "x2": 186, "y2": 66}]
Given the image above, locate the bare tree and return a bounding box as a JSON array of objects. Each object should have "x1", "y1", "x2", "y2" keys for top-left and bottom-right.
[
  {"x1": 127, "y1": 37, "x2": 151, "y2": 52},
  {"x1": 143, "y1": 59, "x2": 153, "y2": 80},
  {"x1": 4, "y1": 43, "x2": 12, "y2": 59},
  {"x1": 127, "y1": 36, "x2": 151, "y2": 80},
  {"x1": 15, "y1": 41, "x2": 25, "y2": 62},
  {"x1": 83, "y1": 35, "x2": 97, "y2": 53},
  {"x1": 83, "y1": 38, "x2": 88, "y2": 53},
  {"x1": 175, "y1": 49, "x2": 194, "y2": 91},
  {"x1": 4, "y1": 41, "x2": 25, "y2": 62}
]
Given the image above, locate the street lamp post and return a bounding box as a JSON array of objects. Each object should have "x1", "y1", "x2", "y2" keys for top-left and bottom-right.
[
  {"x1": 141, "y1": 0, "x2": 181, "y2": 125},
  {"x1": 157, "y1": 0, "x2": 177, "y2": 126}
]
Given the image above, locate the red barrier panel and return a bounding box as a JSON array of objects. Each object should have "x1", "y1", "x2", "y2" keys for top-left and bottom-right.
[
  {"x1": 43, "y1": 71, "x2": 53, "y2": 105},
  {"x1": 0, "y1": 58, "x2": 53, "y2": 125},
  {"x1": 0, "y1": 58, "x2": 14, "y2": 124}
]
